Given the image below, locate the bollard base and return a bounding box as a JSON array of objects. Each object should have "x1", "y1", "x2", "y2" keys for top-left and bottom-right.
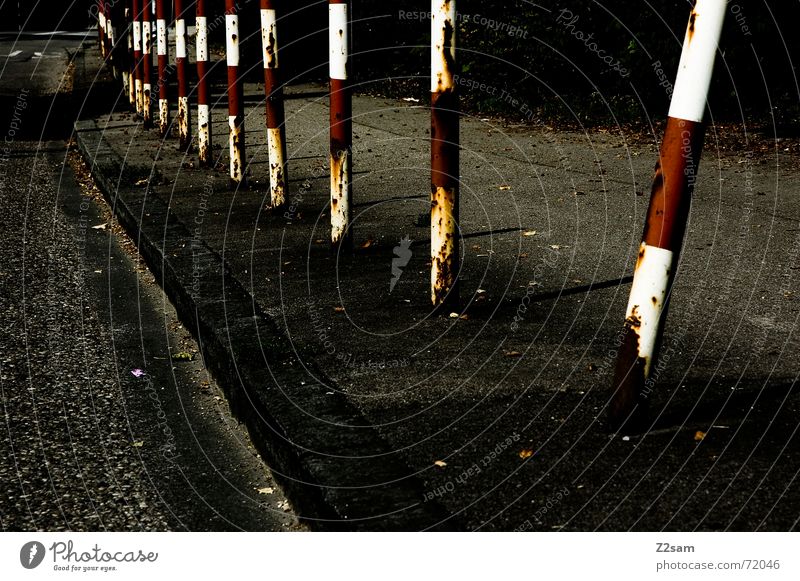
[{"x1": 607, "y1": 327, "x2": 650, "y2": 434}]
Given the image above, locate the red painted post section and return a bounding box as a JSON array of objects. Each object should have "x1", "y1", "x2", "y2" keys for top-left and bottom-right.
[
  {"x1": 260, "y1": 0, "x2": 288, "y2": 209},
  {"x1": 329, "y1": 0, "x2": 352, "y2": 248},
  {"x1": 608, "y1": 0, "x2": 727, "y2": 432}
]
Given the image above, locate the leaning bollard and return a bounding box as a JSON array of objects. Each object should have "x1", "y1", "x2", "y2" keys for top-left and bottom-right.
[
  {"x1": 329, "y1": 0, "x2": 352, "y2": 247},
  {"x1": 141, "y1": 0, "x2": 153, "y2": 127},
  {"x1": 226, "y1": 0, "x2": 246, "y2": 187},
  {"x1": 430, "y1": 0, "x2": 459, "y2": 306},
  {"x1": 196, "y1": 0, "x2": 212, "y2": 166},
  {"x1": 261, "y1": 0, "x2": 288, "y2": 209},
  {"x1": 132, "y1": 0, "x2": 144, "y2": 116},
  {"x1": 155, "y1": 0, "x2": 169, "y2": 135},
  {"x1": 608, "y1": 0, "x2": 726, "y2": 432},
  {"x1": 175, "y1": 0, "x2": 192, "y2": 149}
]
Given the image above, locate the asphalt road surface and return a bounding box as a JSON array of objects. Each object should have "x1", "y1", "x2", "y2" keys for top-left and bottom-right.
[{"x1": 0, "y1": 34, "x2": 301, "y2": 531}]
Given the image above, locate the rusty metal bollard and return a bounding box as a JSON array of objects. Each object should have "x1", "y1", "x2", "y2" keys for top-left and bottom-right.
[
  {"x1": 226, "y1": 0, "x2": 246, "y2": 187},
  {"x1": 329, "y1": 0, "x2": 352, "y2": 248},
  {"x1": 196, "y1": 0, "x2": 212, "y2": 166},
  {"x1": 132, "y1": 0, "x2": 144, "y2": 116},
  {"x1": 175, "y1": 0, "x2": 192, "y2": 149},
  {"x1": 105, "y1": 2, "x2": 121, "y2": 81},
  {"x1": 608, "y1": 0, "x2": 726, "y2": 432},
  {"x1": 98, "y1": 1, "x2": 106, "y2": 57},
  {"x1": 103, "y1": 2, "x2": 113, "y2": 65},
  {"x1": 141, "y1": 0, "x2": 153, "y2": 127},
  {"x1": 124, "y1": 2, "x2": 135, "y2": 107},
  {"x1": 430, "y1": 0, "x2": 459, "y2": 307},
  {"x1": 155, "y1": 0, "x2": 170, "y2": 135},
  {"x1": 261, "y1": 0, "x2": 288, "y2": 210}
]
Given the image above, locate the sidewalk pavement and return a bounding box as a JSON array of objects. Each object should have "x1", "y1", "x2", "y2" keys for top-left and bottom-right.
[{"x1": 76, "y1": 54, "x2": 800, "y2": 530}]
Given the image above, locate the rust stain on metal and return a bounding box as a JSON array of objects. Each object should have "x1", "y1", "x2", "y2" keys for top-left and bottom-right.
[
  {"x1": 635, "y1": 243, "x2": 646, "y2": 271},
  {"x1": 430, "y1": 1, "x2": 459, "y2": 306},
  {"x1": 608, "y1": 323, "x2": 648, "y2": 431},
  {"x1": 625, "y1": 306, "x2": 642, "y2": 330},
  {"x1": 266, "y1": 31, "x2": 277, "y2": 67},
  {"x1": 198, "y1": 141, "x2": 209, "y2": 165},
  {"x1": 431, "y1": 184, "x2": 458, "y2": 304},
  {"x1": 177, "y1": 99, "x2": 190, "y2": 150},
  {"x1": 434, "y1": 11, "x2": 456, "y2": 92},
  {"x1": 641, "y1": 117, "x2": 703, "y2": 251},
  {"x1": 329, "y1": 148, "x2": 350, "y2": 244},
  {"x1": 688, "y1": 9, "x2": 698, "y2": 42},
  {"x1": 329, "y1": 73, "x2": 352, "y2": 246}
]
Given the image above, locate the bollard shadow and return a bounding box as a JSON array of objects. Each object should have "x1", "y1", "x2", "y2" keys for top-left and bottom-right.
[{"x1": 649, "y1": 378, "x2": 798, "y2": 433}]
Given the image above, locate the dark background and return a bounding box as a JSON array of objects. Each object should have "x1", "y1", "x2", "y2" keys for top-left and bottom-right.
[{"x1": 6, "y1": 0, "x2": 799, "y2": 129}]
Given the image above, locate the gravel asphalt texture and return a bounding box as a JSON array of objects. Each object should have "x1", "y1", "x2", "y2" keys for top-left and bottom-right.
[{"x1": 0, "y1": 37, "x2": 301, "y2": 531}]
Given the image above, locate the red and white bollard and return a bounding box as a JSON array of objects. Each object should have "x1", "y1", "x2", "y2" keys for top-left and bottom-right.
[
  {"x1": 98, "y1": 1, "x2": 106, "y2": 57},
  {"x1": 124, "y1": 2, "x2": 134, "y2": 107},
  {"x1": 226, "y1": 0, "x2": 246, "y2": 187},
  {"x1": 430, "y1": 0, "x2": 459, "y2": 306},
  {"x1": 261, "y1": 0, "x2": 288, "y2": 209},
  {"x1": 141, "y1": 0, "x2": 153, "y2": 127},
  {"x1": 104, "y1": 1, "x2": 114, "y2": 66},
  {"x1": 175, "y1": 0, "x2": 191, "y2": 149},
  {"x1": 132, "y1": 0, "x2": 144, "y2": 116},
  {"x1": 329, "y1": 0, "x2": 352, "y2": 247},
  {"x1": 608, "y1": 0, "x2": 726, "y2": 431},
  {"x1": 155, "y1": 0, "x2": 169, "y2": 136},
  {"x1": 196, "y1": 0, "x2": 212, "y2": 166}
]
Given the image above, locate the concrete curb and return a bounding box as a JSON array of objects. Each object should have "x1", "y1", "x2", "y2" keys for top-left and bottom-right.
[{"x1": 74, "y1": 117, "x2": 457, "y2": 531}]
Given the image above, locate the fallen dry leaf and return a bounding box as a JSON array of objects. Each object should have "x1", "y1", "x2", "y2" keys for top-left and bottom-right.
[
  {"x1": 434, "y1": 460, "x2": 447, "y2": 468},
  {"x1": 504, "y1": 351, "x2": 522, "y2": 358},
  {"x1": 694, "y1": 430, "x2": 706, "y2": 442},
  {"x1": 519, "y1": 449, "x2": 534, "y2": 459},
  {"x1": 333, "y1": 306, "x2": 345, "y2": 313},
  {"x1": 522, "y1": 231, "x2": 537, "y2": 237},
  {"x1": 360, "y1": 239, "x2": 373, "y2": 249}
]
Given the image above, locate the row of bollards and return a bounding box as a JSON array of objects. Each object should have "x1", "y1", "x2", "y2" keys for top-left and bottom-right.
[
  {"x1": 97, "y1": 0, "x2": 727, "y2": 433},
  {"x1": 102, "y1": 0, "x2": 453, "y2": 303}
]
